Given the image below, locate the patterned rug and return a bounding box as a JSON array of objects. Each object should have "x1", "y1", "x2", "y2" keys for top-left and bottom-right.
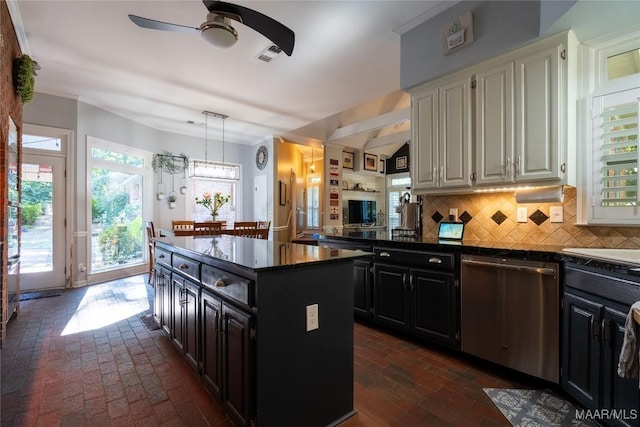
[
  {"x1": 20, "y1": 289, "x2": 62, "y2": 301},
  {"x1": 484, "y1": 388, "x2": 600, "y2": 427}
]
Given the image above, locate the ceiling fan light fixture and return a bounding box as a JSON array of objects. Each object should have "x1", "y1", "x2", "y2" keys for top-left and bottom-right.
[{"x1": 200, "y1": 15, "x2": 238, "y2": 49}]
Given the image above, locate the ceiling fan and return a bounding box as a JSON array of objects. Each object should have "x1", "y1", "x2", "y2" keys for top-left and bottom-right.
[{"x1": 128, "y1": 0, "x2": 295, "y2": 56}]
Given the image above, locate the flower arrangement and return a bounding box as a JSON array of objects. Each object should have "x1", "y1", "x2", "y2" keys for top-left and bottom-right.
[{"x1": 195, "y1": 192, "x2": 231, "y2": 220}]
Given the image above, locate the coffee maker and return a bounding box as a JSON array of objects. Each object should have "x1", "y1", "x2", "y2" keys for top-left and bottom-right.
[{"x1": 393, "y1": 192, "x2": 421, "y2": 237}]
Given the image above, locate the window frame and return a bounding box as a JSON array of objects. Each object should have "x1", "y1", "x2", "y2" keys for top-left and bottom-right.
[{"x1": 580, "y1": 30, "x2": 640, "y2": 225}]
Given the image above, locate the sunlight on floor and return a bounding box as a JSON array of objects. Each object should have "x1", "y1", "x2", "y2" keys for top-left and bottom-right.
[{"x1": 61, "y1": 276, "x2": 150, "y2": 336}]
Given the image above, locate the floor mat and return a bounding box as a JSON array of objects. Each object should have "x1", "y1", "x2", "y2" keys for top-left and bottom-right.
[
  {"x1": 484, "y1": 388, "x2": 600, "y2": 427},
  {"x1": 19, "y1": 289, "x2": 62, "y2": 301},
  {"x1": 140, "y1": 314, "x2": 160, "y2": 331}
]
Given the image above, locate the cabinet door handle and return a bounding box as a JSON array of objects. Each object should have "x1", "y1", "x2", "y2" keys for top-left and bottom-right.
[
  {"x1": 158, "y1": 254, "x2": 165, "y2": 259},
  {"x1": 432, "y1": 167, "x2": 437, "y2": 182},
  {"x1": 379, "y1": 252, "x2": 391, "y2": 257},
  {"x1": 515, "y1": 155, "x2": 520, "y2": 177},
  {"x1": 402, "y1": 273, "x2": 407, "y2": 290},
  {"x1": 178, "y1": 263, "x2": 188, "y2": 270},
  {"x1": 409, "y1": 275, "x2": 414, "y2": 291},
  {"x1": 439, "y1": 166, "x2": 444, "y2": 185},
  {"x1": 215, "y1": 279, "x2": 227, "y2": 288},
  {"x1": 428, "y1": 257, "x2": 442, "y2": 264},
  {"x1": 505, "y1": 158, "x2": 510, "y2": 178}
]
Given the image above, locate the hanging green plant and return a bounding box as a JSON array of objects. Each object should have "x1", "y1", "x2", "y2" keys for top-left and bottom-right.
[
  {"x1": 14, "y1": 54, "x2": 36, "y2": 103},
  {"x1": 152, "y1": 151, "x2": 189, "y2": 174}
]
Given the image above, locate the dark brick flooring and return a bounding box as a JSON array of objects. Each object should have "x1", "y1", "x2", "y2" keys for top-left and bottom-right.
[{"x1": 1, "y1": 274, "x2": 526, "y2": 426}]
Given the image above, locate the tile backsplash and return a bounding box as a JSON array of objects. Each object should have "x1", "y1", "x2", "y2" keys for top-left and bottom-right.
[{"x1": 422, "y1": 187, "x2": 639, "y2": 248}]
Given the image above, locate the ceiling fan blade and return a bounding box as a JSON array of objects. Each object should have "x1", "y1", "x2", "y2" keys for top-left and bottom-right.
[
  {"x1": 128, "y1": 14, "x2": 200, "y2": 35},
  {"x1": 202, "y1": 1, "x2": 295, "y2": 56}
]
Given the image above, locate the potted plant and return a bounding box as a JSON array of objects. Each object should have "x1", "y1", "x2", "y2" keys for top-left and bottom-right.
[
  {"x1": 14, "y1": 54, "x2": 36, "y2": 103},
  {"x1": 168, "y1": 192, "x2": 177, "y2": 209}
]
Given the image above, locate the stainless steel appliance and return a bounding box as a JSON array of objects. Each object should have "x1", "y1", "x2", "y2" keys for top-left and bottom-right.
[{"x1": 461, "y1": 254, "x2": 559, "y2": 383}]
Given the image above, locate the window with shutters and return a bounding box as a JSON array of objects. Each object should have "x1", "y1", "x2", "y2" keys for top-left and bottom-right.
[{"x1": 585, "y1": 33, "x2": 639, "y2": 225}]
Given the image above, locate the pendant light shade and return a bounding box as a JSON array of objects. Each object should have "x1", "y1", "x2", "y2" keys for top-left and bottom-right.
[
  {"x1": 310, "y1": 146, "x2": 315, "y2": 172},
  {"x1": 188, "y1": 111, "x2": 240, "y2": 180}
]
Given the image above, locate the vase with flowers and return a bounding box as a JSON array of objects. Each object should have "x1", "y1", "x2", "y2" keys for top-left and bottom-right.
[{"x1": 195, "y1": 192, "x2": 231, "y2": 222}]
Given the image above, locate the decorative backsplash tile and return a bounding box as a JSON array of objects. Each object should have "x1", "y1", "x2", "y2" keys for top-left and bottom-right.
[
  {"x1": 529, "y1": 209, "x2": 549, "y2": 226},
  {"x1": 491, "y1": 210, "x2": 507, "y2": 225},
  {"x1": 459, "y1": 211, "x2": 473, "y2": 224},
  {"x1": 431, "y1": 211, "x2": 443, "y2": 224},
  {"x1": 421, "y1": 186, "x2": 640, "y2": 248}
]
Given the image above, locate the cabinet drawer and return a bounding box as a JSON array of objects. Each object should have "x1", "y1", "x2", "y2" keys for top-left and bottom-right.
[
  {"x1": 374, "y1": 247, "x2": 455, "y2": 271},
  {"x1": 172, "y1": 254, "x2": 200, "y2": 282},
  {"x1": 155, "y1": 247, "x2": 172, "y2": 267},
  {"x1": 202, "y1": 264, "x2": 254, "y2": 307}
]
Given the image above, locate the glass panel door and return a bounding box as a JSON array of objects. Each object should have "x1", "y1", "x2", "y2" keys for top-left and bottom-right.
[{"x1": 20, "y1": 154, "x2": 66, "y2": 290}]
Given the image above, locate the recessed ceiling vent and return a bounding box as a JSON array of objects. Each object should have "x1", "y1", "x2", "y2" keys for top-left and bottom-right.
[{"x1": 257, "y1": 44, "x2": 282, "y2": 62}]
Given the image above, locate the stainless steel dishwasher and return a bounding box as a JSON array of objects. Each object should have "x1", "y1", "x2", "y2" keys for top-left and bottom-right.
[{"x1": 460, "y1": 254, "x2": 559, "y2": 383}]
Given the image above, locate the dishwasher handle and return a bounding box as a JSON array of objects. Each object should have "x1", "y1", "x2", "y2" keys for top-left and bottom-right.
[{"x1": 461, "y1": 258, "x2": 556, "y2": 276}]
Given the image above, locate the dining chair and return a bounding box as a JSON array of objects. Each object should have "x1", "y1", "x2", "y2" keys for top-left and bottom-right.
[
  {"x1": 233, "y1": 221, "x2": 259, "y2": 238},
  {"x1": 171, "y1": 220, "x2": 194, "y2": 236},
  {"x1": 145, "y1": 221, "x2": 156, "y2": 284},
  {"x1": 257, "y1": 220, "x2": 270, "y2": 240},
  {"x1": 194, "y1": 221, "x2": 223, "y2": 236}
]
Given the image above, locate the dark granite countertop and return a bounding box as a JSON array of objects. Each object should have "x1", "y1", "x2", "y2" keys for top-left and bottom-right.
[
  {"x1": 319, "y1": 232, "x2": 640, "y2": 273},
  {"x1": 155, "y1": 235, "x2": 370, "y2": 272}
]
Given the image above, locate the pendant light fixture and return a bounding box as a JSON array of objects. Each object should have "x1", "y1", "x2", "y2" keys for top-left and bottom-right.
[
  {"x1": 310, "y1": 146, "x2": 315, "y2": 173},
  {"x1": 188, "y1": 111, "x2": 240, "y2": 180}
]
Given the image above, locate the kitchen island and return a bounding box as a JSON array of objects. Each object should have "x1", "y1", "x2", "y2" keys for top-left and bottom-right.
[{"x1": 152, "y1": 235, "x2": 369, "y2": 427}]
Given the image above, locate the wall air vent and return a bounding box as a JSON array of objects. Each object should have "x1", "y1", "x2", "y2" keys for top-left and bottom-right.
[{"x1": 257, "y1": 44, "x2": 282, "y2": 62}]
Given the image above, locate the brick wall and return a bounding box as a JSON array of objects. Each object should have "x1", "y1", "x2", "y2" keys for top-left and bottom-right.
[
  {"x1": 1, "y1": 0, "x2": 24, "y2": 344},
  {"x1": 422, "y1": 186, "x2": 639, "y2": 248}
]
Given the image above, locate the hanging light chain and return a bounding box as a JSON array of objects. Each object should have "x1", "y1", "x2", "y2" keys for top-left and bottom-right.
[{"x1": 202, "y1": 110, "x2": 229, "y2": 164}]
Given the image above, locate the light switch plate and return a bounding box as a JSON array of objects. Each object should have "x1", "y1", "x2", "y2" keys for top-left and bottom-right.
[
  {"x1": 550, "y1": 206, "x2": 563, "y2": 223},
  {"x1": 306, "y1": 304, "x2": 319, "y2": 332},
  {"x1": 517, "y1": 207, "x2": 528, "y2": 223}
]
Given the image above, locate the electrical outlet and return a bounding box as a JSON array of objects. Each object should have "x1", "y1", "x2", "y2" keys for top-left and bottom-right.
[
  {"x1": 306, "y1": 304, "x2": 319, "y2": 332},
  {"x1": 517, "y1": 207, "x2": 528, "y2": 223},
  {"x1": 550, "y1": 206, "x2": 564, "y2": 223}
]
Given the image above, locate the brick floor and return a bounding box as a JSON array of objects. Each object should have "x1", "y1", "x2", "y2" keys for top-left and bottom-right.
[{"x1": 1, "y1": 275, "x2": 529, "y2": 426}]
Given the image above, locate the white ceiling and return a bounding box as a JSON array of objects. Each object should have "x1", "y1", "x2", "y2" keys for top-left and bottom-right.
[{"x1": 11, "y1": 0, "x2": 455, "y2": 159}]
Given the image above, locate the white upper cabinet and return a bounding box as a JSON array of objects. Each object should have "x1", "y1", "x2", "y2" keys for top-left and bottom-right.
[
  {"x1": 514, "y1": 43, "x2": 564, "y2": 182},
  {"x1": 412, "y1": 31, "x2": 577, "y2": 194},
  {"x1": 411, "y1": 73, "x2": 473, "y2": 192},
  {"x1": 475, "y1": 62, "x2": 515, "y2": 185}
]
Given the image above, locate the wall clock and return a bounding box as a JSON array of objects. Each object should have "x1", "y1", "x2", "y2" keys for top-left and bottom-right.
[{"x1": 256, "y1": 145, "x2": 268, "y2": 170}]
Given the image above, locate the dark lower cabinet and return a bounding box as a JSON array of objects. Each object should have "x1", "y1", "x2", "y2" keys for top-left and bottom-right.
[
  {"x1": 200, "y1": 288, "x2": 254, "y2": 427},
  {"x1": 152, "y1": 265, "x2": 172, "y2": 335},
  {"x1": 201, "y1": 289, "x2": 222, "y2": 400},
  {"x1": 563, "y1": 263, "x2": 640, "y2": 427},
  {"x1": 562, "y1": 292, "x2": 603, "y2": 409},
  {"x1": 171, "y1": 275, "x2": 199, "y2": 373},
  {"x1": 353, "y1": 259, "x2": 372, "y2": 319},
  {"x1": 222, "y1": 303, "x2": 254, "y2": 427},
  {"x1": 373, "y1": 263, "x2": 409, "y2": 329},
  {"x1": 411, "y1": 268, "x2": 458, "y2": 346},
  {"x1": 373, "y1": 262, "x2": 458, "y2": 347}
]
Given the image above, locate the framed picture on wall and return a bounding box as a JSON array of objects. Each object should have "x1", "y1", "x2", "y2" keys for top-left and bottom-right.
[
  {"x1": 396, "y1": 156, "x2": 408, "y2": 170},
  {"x1": 279, "y1": 180, "x2": 287, "y2": 206},
  {"x1": 364, "y1": 152, "x2": 378, "y2": 171},
  {"x1": 343, "y1": 151, "x2": 354, "y2": 169}
]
